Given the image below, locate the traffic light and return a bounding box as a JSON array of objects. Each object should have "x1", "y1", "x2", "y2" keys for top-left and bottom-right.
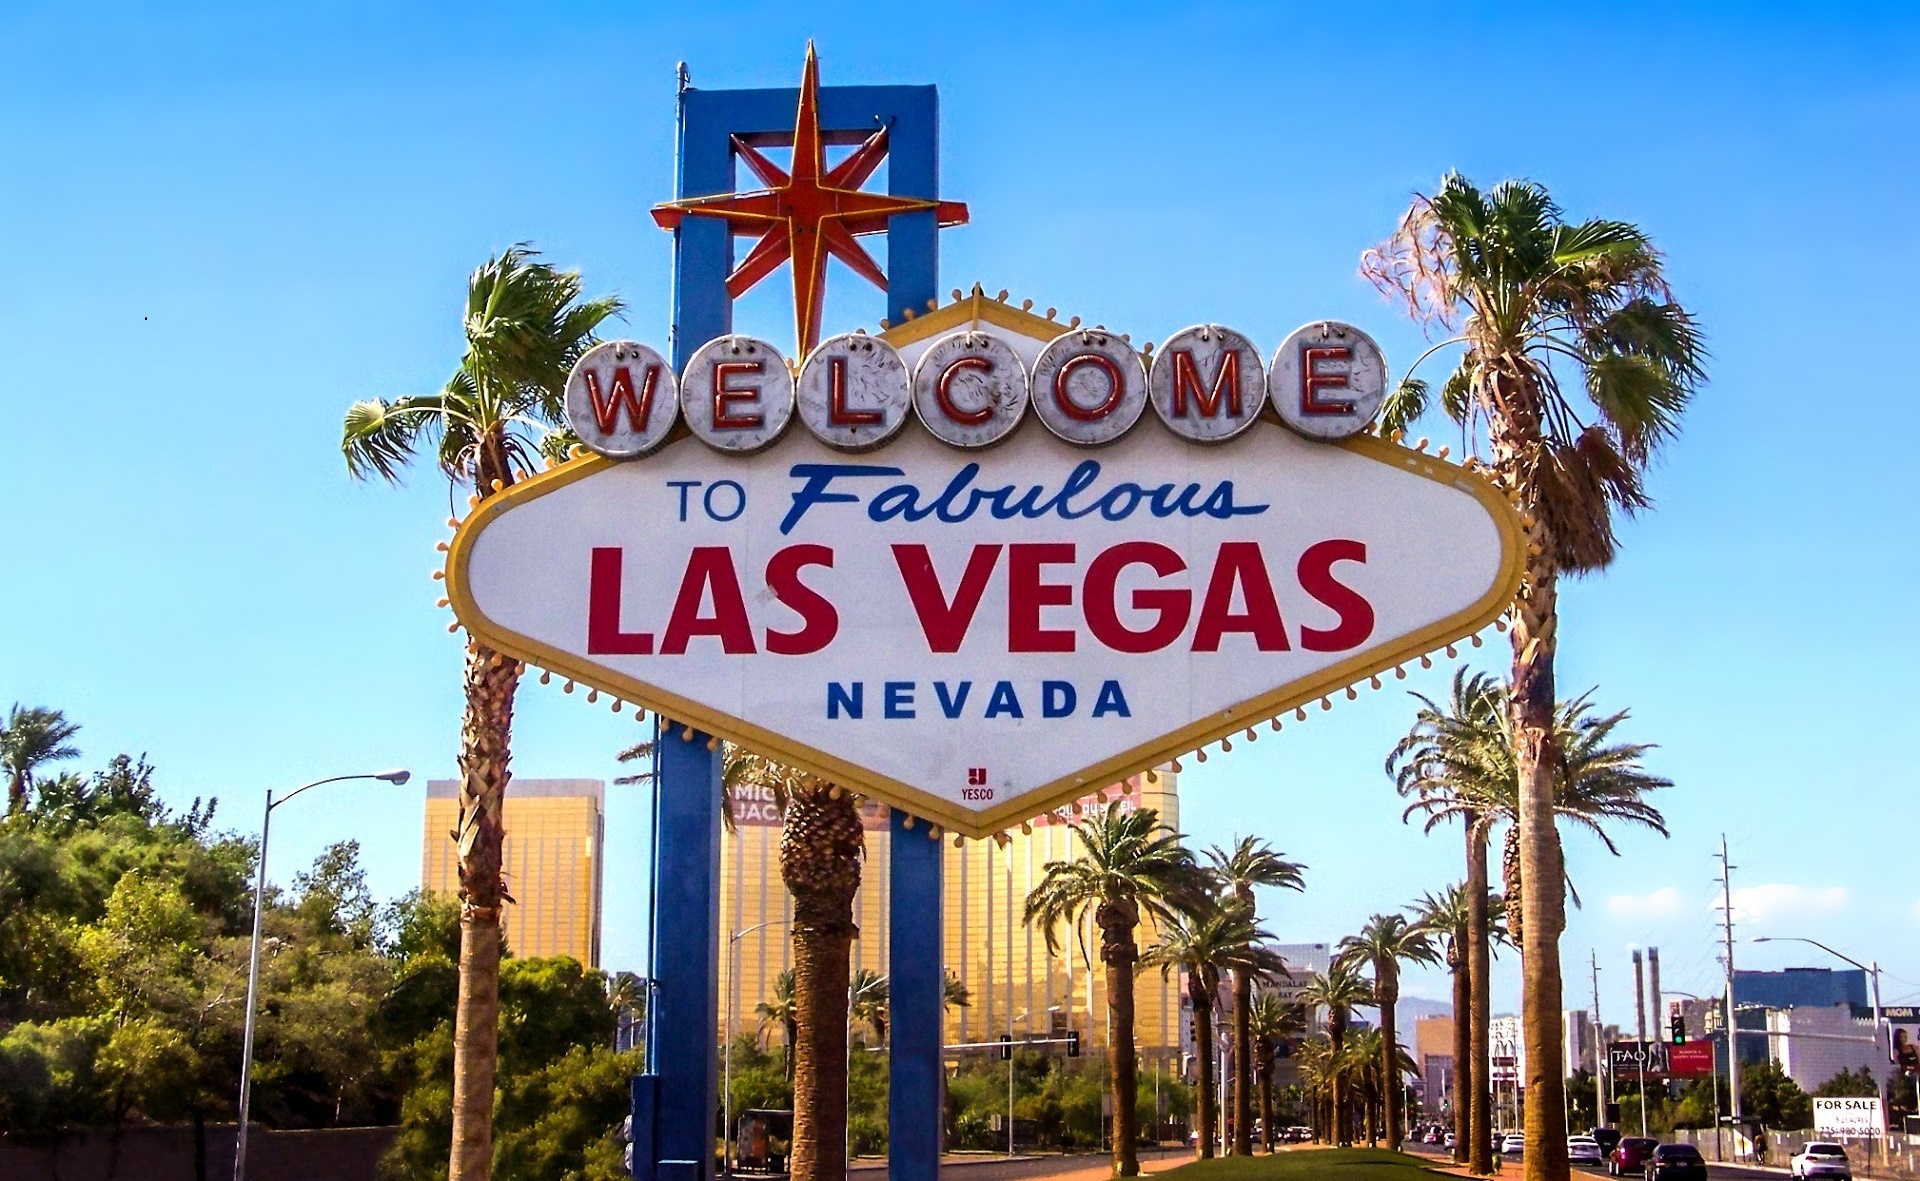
[
  {"x1": 1066, "y1": 1030, "x2": 1081, "y2": 1058},
  {"x1": 1671, "y1": 1014, "x2": 1687, "y2": 1044},
  {"x1": 998, "y1": 1034, "x2": 1013, "y2": 1061}
]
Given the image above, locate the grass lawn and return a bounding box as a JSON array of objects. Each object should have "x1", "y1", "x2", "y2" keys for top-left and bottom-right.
[{"x1": 1162, "y1": 1148, "x2": 1453, "y2": 1181}]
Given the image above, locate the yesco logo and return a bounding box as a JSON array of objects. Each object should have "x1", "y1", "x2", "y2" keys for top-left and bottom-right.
[{"x1": 447, "y1": 304, "x2": 1525, "y2": 835}]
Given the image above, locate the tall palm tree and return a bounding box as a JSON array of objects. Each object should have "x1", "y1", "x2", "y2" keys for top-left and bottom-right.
[
  {"x1": 1208, "y1": 838, "x2": 1306, "y2": 1155},
  {"x1": 1025, "y1": 802, "x2": 1201, "y2": 1176},
  {"x1": 1389, "y1": 669, "x2": 1504, "y2": 1173},
  {"x1": 1348, "y1": 1028, "x2": 1386, "y2": 1146},
  {"x1": 1298, "y1": 961, "x2": 1375, "y2": 1147},
  {"x1": 756, "y1": 968, "x2": 800, "y2": 1079},
  {"x1": 1414, "y1": 885, "x2": 1474, "y2": 1164},
  {"x1": 1148, "y1": 899, "x2": 1287, "y2": 1159},
  {"x1": 849, "y1": 966, "x2": 889, "y2": 1044},
  {"x1": 1366, "y1": 173, "x2": 1705, "y2": 1181},
  {"x1": 1248, "y1": 991, "x2": 1306, "y2": 1152},
  {"x1": 1339, "y1": 913, "x2": 1441, "y2": 1150},
  {"x1": 1, "y1": 704, "x2": 81, "y2": 814},
  {"x1": 943, "y1": 970, "x2": 972, "y2": 1013},
  {"x1": 340, "y1": 245, "x2": 618, "y2": 1180}
]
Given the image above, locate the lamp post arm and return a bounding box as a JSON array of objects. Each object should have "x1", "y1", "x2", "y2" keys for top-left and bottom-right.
[
  {"x1": 272, "y1": 773, "x2": 380, "y2": 811},
  {"x1": 233, "y1": 789, "x2": 274, "y2": 1181}
]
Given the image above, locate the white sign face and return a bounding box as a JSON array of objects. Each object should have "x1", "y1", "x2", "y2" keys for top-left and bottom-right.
[
  {"x1": 1815, "y1": 1097, "x2": 1885, "y2": 1137},
  {"x1": 449, "y1": 415, "x2": 1522, "y2": 835}
]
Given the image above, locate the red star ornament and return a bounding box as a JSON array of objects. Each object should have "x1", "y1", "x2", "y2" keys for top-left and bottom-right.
[{"x1": 652, "y1": 43, "x2": 969, "y2": 356}]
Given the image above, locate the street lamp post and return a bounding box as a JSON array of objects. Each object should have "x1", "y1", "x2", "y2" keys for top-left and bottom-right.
[
  {"x1": 724, "y1": 920, "x2": 791, "y2": 1176},
  {"x1": 234, "y1": 769, "x2": 409, "y2": 1181},
  {"x1": 1754, "y1": 936, "x2": 1889, "y2": 1161}
]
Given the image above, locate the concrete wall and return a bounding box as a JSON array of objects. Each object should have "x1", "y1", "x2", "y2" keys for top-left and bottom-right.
[{"x1": 0, "y1": 1124, "x2": 396, "y2": 1181}]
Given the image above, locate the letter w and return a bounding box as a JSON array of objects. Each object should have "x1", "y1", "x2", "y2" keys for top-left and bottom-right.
[
  {"x1": 892, "y1": 544, "x2": 1001, "y2": 653},
  {"x1": 584, "y1": 365, "x2": 660, "y2": 434},
  {"x1": 1171, "y1": 348, "x2": 1242, "y2": 418}
]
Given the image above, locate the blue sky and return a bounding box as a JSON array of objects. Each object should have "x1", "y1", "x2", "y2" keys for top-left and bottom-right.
[{"x1": 3, "y1": 2, "x2": 1916, "y2": 1027}]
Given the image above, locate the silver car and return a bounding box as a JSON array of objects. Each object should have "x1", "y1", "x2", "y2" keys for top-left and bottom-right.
[
  {"x1": 1791, "y1": 1142, "x2": 1852, "y2": 1180},
  {"x1": 1569, "y1": 1136, "x2": 1604, "y2": 1165}
]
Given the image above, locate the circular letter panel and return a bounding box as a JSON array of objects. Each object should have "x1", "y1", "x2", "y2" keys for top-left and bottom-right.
[
  {"x1": 564, "y1": 341, "x2": 680, "y2": 459},
  {"x1": 911, "y1": 330, "x2": 1030, "y2": 449},
  {"x1": 797, "y1": 333, "x2": 912, "y2": 452},
  {"x1": 1030, "y1": 329, "x2": 1148, "y2": 446},
  {"x1": 1148, "y1": 324, "x2": 1268, "y2": 443},
  {"x1": 680, "y1": 335, "x2": 795, "y2": 453},
  {"x1": 1268, "y1": 321, "x2": 1388, "y2": 440}
]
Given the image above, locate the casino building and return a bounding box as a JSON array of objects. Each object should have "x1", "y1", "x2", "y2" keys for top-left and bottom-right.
[{"x1": 720, "y1": 767, "x2": 1185, "y2": 1067}]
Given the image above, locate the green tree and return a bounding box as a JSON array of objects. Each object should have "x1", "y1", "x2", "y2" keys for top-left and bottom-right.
[
  {"x1": 757, "y1": 968, "x2": 800, "y2": 1079},
  {"x1": 1025, "y1": 802, "x2": 1202, "y2": 1176},
  {"x1": 342, "y1": 245, "x2": 618, "y2": 1181},
  {"x1": 1298, "y1": 962, "x2": 1376, "y2": 1146},
  {"x1": 1742, "y1": 1059, "x2": 1813, "y2": 1130},
  {"x1": 1413, "y1": 884, "x2": 1474, "y2": 1163},
  {"x1": 1206, "y1": 836, "x2": 1306, "y2": 1155},
  {"x1": 1147, "y1": 898, "x2": 1286, "y2": 1158},
  {"x1": 1247, "y1": 990, "x2": 1306, "y2": 1152},
  {"x1": 1338, "y1": 912, "x2": 1440, "y2": 1150},
  {"x1": 2, "y1": 704, "x2": 81, "y2": 813},
  {"x1": 1367, "y1": 172, "x2": 1706, "y2": 1181},
  {"x1": 1814, "y1": 1066, "x2": 1879, "y2": 1098}
]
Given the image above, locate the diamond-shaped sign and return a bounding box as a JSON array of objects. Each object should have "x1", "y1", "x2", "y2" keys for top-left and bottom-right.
[{"x1": 446, "y1": 299, "x2": 1522, "y2": 837}]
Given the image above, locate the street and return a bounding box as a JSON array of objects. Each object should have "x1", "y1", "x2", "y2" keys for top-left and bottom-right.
[{"x1": 1404, "y1": 1142, "x2": 1784, "y2": 1181}]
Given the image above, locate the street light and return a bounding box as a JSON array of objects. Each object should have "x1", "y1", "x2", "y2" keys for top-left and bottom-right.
[
  {"x1": 724, "y1": 920, "x2": 791, "y2": 1176},
  {"x1": 1753, "y1": 936, "x2": 1889, "y2": 1157},
  {"x1": 234, "y1": 769, "x2": 409, "y2": 1181}
]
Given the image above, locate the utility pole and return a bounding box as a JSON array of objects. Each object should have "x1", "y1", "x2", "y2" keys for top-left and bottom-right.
[
  {"x1": 1591, "y1": 953, "x2": 1606, "y2": 1132},
  {"x1": 1717, "y1": 836, "x2": 1744, "y2": 1148},
  {"x1": 1648, "y1": 948, "x2": 1663, "y2": 1049}
]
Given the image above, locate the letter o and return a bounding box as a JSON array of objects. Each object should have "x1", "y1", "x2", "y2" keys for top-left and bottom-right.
[
  {"x1": 1031, "y1": 329, "x2": 1147, "y2": 446},
  {"x1": 703, "y1": 479, "x2": 746, "y2": 522},
  {"x1": 911, "y1": 330, "x2": 1029, "y2": 449}
]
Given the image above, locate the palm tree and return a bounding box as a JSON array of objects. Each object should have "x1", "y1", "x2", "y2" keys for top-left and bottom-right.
[
  {"x1": 1348, "y1": 1028, "x2": 1385, "y2": 1146},
  {"x1": 1, "y1": 704, "x2": 81, "y2": 813},
  {"x1": 1148, "y1": 899, "x2": 1287, "y2": 1159},
  {"x1": 1248, "y1": 991, "x2": 1306, "y2": 1152},
  {"x1": 1208, "y1": 838, "x2": 1306, "y2": 1155},
  {"x1": 1366, "y1": 173, "x2": 1705, "y2": 1181},
  {"x1": 849, "y1": 966, "x2": 889, "y2": 1044},
  {"x1": 943, "y1": 970, "x2": 972, "y2": 1013},
  {"x1": 1413, "y1": 885, "x2": 1474, "y2": 1164},
  {"x1": 340, "y1": 245, "x2": 618, "y2": 1180},
  {"x1": 1296, "y1": 1035, "x2": 1335, "y2": 1142},
  {"x1": 1339, "y1": 913, "x2": 1440, "y2": 1151},
  {"x1": 1298, "y1": 961, "x2": 1375, "y2": 1147},
  {"x1": 756, "y1": 968, "x2": 801, "y2": 1079},
  {"x1": 1024, "y1": 802, "x2": 1201, "y2": 1176}
]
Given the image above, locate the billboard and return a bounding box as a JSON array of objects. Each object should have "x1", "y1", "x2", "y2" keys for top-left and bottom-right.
[
  {"x1": 1814, "y1": 1097, "x2": 1884, "y2": 1137},
  {"x1": 446, "y1": 301, "x2": 1524, "y2": 837},
  {"x1": 1609, "y1": 1040, "x2": 1671, "y2": 1076},
  {"x1": 1667, "y1": 1041, "x2": 1715, "y2": 1079}
]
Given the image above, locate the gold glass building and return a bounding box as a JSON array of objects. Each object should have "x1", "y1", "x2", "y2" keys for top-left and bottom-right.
[
  {"x1": 423, "y1": 778, "x2": 605, "y2": 966},
  {"x1": 719, "y1": 769, "x2": 1182, "y2": 1068}
]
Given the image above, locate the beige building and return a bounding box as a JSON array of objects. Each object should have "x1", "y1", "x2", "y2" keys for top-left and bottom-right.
[
  {"x1": 719, "y1": 769, "x2": 1184, "y2": 1067},
  {"x1": 423, "y1": 778, "x2": 605, "y2": 966}
]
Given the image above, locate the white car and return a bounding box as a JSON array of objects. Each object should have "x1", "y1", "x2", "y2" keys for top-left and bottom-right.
[
  {"x1": 1445, "y1": 1132, "x2": 1457, "y2": 1149},
  {"x1": 1791, "y1": 1142, "x2": 1852, "y2": 1180},
  {"x1": 1569, "y1": 1136, "x2": 1604, "y2": 1165},
  {"x1": 1502, "y1": 1133, "x2": 1526, "y2": 1156}
]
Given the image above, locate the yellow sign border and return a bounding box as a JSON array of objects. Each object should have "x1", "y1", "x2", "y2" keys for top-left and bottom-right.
[{"x1": 446, "y1": 426, "x2": 1525, "y2": 838}]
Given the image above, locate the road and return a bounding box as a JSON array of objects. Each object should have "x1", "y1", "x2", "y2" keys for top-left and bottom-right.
[{"x1": 1404, "y1": 1142, "x2": 1785, "y2": 1181}]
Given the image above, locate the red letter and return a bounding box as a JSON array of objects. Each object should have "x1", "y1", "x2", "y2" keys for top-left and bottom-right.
[
  {"x1": 1054, "y1": 352, "x2": 1125, "y2": 421},
  {"x1": 893, "y1": 544, "x2": 1002, "y2": 653},
  {"x1": 1297, "y1": 539, "x2": 1374, "y2": 651},
  {"x1": 827, "y1": 355, "x2": 882, "y2": 426},
  {"x1": 1008, "y1": 543, "x2": 1077, "y2": 653},
  {"x1": 1171, "y1": 348, "x2": 1243, "y2": 418},
  {"x1": 1084, "y1": 542, "x2": 1190, "y2": 653},
  {"x1": 936, "y1": 356, "x2": 994, "y2": 425},
  {"x1": 583, "y1": 365, "x2": 661, "y2": 435},
  {"x1": 660, "y1": 547, "x2": 757, "y2": 654},
  {"x1": 712, "y1": 360, "x2": 766, "y2": 430},
  {"x1": 587, "y1": 547, "x2": 653, "y2": 654},
  {"x1": 1191, "y1": 542, "x2": 1290, "y2": 651},
  {"x1": 1301, "y1": 346, "x2": 1355, "y2": 415},
  {"x1": 765, "y1": 544, "x2": 838, "y2": 655}
]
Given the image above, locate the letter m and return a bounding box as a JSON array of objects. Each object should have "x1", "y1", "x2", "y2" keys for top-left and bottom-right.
[
  {"x1": 584, "y1": 365, "x2": 661, "y2": 435},
  {"x1": 1171, "y1": 348, "x2": 1243, "y2": 418}
]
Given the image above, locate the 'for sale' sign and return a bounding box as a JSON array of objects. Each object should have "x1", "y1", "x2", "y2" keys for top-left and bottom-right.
[{"x1": 1815, "y1": 1097, "x2": 1884, "y2": 1137}]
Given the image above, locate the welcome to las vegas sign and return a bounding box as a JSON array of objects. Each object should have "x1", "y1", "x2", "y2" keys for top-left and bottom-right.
[{"x1": 445, "y1": 292, "x2": 1524, "y2": 838}]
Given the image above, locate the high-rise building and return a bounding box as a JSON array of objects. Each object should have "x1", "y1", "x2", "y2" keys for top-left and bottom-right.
[
  {"x1": 1414, "y1": 1015, "x2": 1457, "y2": 1115},
  {"x1": 719, "y1": 768, "x2": 1183, "y2": 1066},
  {"x1": 423, "y1": 778, "x2": 605, "y2": 966}
]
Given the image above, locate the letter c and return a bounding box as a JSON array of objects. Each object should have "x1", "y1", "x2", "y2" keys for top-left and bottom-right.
[{"x1": 936, "y1": 356, "x2": 995, "y2": 426}]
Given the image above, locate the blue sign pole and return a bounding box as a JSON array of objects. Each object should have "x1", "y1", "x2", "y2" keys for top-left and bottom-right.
[{"x1": 640, "y1": 72, "x2": 949, "y2": 1181}]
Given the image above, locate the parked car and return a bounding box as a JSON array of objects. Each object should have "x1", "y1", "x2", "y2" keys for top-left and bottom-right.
[
  {"x1": 1646, "y1": 1143, "x2": 1707, "y2": 1181},
  {"x1": 1423, "y1": 1128, "x2": 1443, "y2": 1145},
  {"x1": 1445, "y1": 1132, "x2": 1457, "y2": 1150},
  {"x1": 1609, "y1": 1136, "x2": 1659, "y2": 1176},
  {"x1": 1791, "y1": 1142, "x2": 1853, "y2": 1180},
  {"x1": 1502, "y1": 1133, "x2": 1526, "y2": 1156},
  {"x1": 1569, "y1": 1135, "x2": 1605, "y2": 1165},
  {"x1": 1592, "y1": 1128, "x2": 1623, "y2": 1157}
]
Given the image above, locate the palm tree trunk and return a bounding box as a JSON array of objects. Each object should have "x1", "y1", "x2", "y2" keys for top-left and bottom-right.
[
  {"x1": 1232, "y1": 970, "x2": 1253, "y2": 1155},
  {"x1": 780, "y1": 786, "x2": 864, "y2": 1181},
  {"x1": 1194, "y1": 995, "x2": 1216, "y2": 1159},
  {"x1": 1257, "y1": 1064, "x2": 1275, "y2": 1153},
  {"x1": 1514, "y1": 562, "x2": 1569, "y2": 1181},
  {"x1": 1380, "y1": 962, "x2": 1402, "y2": 1151},
  {"x1": 1452, "y1": 940, "x2": 1472, "y2": 1165},
  {"x1": 448, "y1": 642, "x2": 520, "y2": 1181},
  {"x1": 1468, "y1": 819, "x2": 1494, "y2": 1175},
  {"x1": 1330, "y1": 1024, "x2": 1348, "y2": 1147},
  {"x1": 1103, "y1": 929, "x2": 1142, "y2": 1177}
]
